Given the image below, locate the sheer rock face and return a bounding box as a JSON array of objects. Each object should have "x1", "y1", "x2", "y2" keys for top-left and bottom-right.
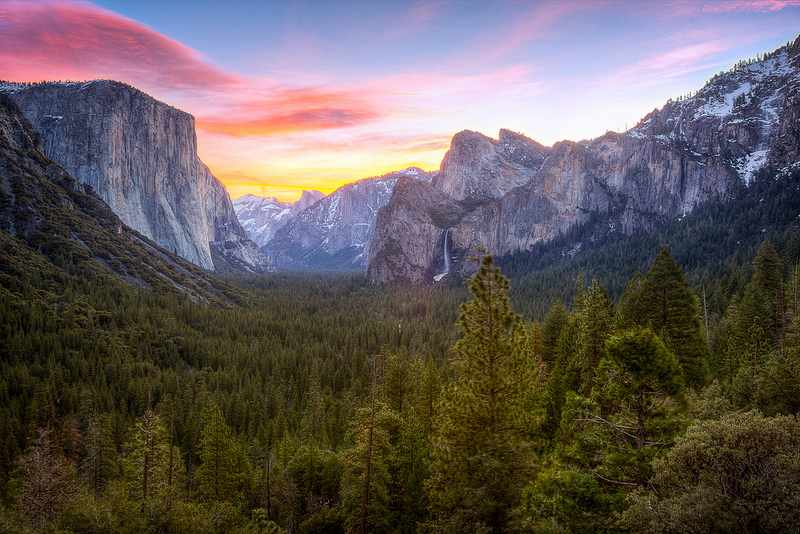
[
  {"x1": 265, "y1": 168, "x2": 434, "y2": 271},
  {"x1": 368, "y1": 178, "x2": 464, "y2": 284},
  {"x1": 0, "y1": 94, "x2": 236, "y2": 302},
  {"x1": 369, "y1": 38, "x2": 800, "y2": 283},
  {"x1": 433, "y1": 129, "x2": 548, "y2": 202},
  {"x1": 2, "y1": 80, "x2": 267, "y2": 272}
]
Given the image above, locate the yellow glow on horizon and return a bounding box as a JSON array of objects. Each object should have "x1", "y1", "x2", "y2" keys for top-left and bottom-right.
[
  {"x1": 217, "y1": 156, "x2": 443, "y2": 202},
  {"x1": 207, "y1": 139, "x2": 447, "y2": 202}
]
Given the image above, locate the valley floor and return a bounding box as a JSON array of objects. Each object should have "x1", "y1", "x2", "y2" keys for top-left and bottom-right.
[{"x1": 2, "y1": 167, "x2": 800, "y2": 533}]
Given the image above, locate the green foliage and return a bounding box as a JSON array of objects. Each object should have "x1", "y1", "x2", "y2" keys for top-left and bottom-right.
[
  {"x1": 121, "y1": 410, "x2": 182, "y2": 506},
  {"x1": 425, "y1": 257, "x2": 541, "y2": 533},
  {"x1": 285, "y1": 445, "x2": 342, "y2": 530},
  {"x1": 2, "y1": 138, "x2": 800, "y2": 534},
  {"x1": 622, "y1": 411, "x2": 800, "y2": 534},
  {"x1": 621, "y1": 248, "x2": 708, "y2": 386},
  {"x1": 196, "y1": 403, "x2": 250, "y2": 502},
  {"x1": 517, "y1": 465, "x2": 621, "y2": 534},
  {"x1": 340, "y1": 402, "x2": 396, "y2": 534},
  {"x1": 576, "y1": 279, "x2": 614, "y2": 390}
]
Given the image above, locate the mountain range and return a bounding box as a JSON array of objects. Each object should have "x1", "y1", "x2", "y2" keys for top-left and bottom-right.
[
  {"x1": 263, "y1": 167, "x2": 433, "y2": 271},
  {"x1": 1, "y1": 37, "x2": 798, "y2": 286},
  {"x1": 367, "y1": 35, "x2": 800, "y2": 283},
  {"x1": 233, "y1": 190, "x2": 324, "y2": 247},
  {"x1": 228, "y1": 36, "x2": 800, "y2": 283}
]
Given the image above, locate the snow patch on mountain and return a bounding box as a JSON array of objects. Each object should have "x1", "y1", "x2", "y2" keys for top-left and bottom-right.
[
  {"x1": 233, "y1": 190, "x2": 324, "y2": 247},
  {"x1": 265, "y1": 167, "x2": 435, "y2": 271}
]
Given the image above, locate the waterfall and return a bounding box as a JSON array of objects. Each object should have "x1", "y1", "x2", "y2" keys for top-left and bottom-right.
[
  {"x1": 443, "y1": 228, "x2": 450, "y2": 274},
  {"x1": 434, "y1": 228, "x2": 450, "y2": 282}
]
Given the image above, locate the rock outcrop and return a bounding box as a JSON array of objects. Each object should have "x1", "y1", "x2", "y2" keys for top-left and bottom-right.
[
  {"x1": 266, "y1": 168, "x2": 433, "y2": 271},
  {"x1": 234, "y1": 190, "x2": 323, "y2": 247},
  {"x1": 1, "y1": 80, "x2": 267, "y2": 272},
  {"x1": 0, "y1": 93, "x2": 236, "y2": 302},
  {"x1": 433, "y1": 129, "x2": 548, "y2": 202},
  {"x1": 368, "y1": 37, "x2": 800, "y2": 283}
]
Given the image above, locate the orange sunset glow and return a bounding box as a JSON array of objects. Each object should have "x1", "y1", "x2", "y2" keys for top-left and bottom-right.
[{"x1": 2, "y1": 0, "x2": 799, "y2": 201}]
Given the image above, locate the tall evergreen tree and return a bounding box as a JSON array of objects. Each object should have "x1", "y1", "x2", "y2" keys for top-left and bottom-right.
[
  {"x1": 425, "y1": 256, "x2": 538, "y2": 533},
  {"x1": 122, "y1": 410, "x2": 172, "y2": 503},
  {"x1": 576, "y1": 279, "x2": 614, "y2": 390},
  {"x1": 737, "y1": 241, "x2": 785, "y2": 353},
  {"x1": 196, "y1": 403, "x2": 249, "y2": 502},
  {"x1": 340, "y1": 402, "x2": 396, "y2": 534},
  {"x1": 628, "y1": 248, "x2": 707, "y2": 386},
  {"x1": 81, "y1": 413, "x2": 117, "y2": 496}
]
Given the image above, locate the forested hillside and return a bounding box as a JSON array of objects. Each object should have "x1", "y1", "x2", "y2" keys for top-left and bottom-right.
[
  {"x1": 2, "y1": 223, "x2": 800, "y2": 532},
  {"x1": 500, "y1": 164, "x2": 800, "y2": 318}
]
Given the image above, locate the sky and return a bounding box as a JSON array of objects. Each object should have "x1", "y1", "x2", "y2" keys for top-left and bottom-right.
[{"x1": 1, "y1": 1, "x2": 799, "y2": 201}]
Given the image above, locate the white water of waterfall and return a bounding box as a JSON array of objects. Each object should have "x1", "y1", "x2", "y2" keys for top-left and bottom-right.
[
  {"x1": 443, "y1": 229, "x2": 450, "y2": 274},
  {"x1": 434, "y1": 229, "x2": 450, "y2": 282}
]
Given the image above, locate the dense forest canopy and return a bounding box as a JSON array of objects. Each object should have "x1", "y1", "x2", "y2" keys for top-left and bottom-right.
[{"x1": 2, "y1": 167, "x2": 800, "y2": 533}]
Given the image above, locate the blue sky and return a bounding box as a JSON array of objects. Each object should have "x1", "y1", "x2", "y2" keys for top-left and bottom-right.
[{"x1": 2, "y1": 0, "x2": 799, "y2": 199}]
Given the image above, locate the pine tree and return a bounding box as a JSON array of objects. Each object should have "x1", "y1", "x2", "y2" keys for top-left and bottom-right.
[
  {"x1": 196, "y1": 403, "x2": 248, "y2": 502},
  {"x1": 425, "y1": 256, "x2": 538, "y2": 532},
  {"x1": 585, "y1": 329, "x2": 685, "y2": 486},
  {"x1": 634, "y1": 248, "x2": 708, "y2": 386},
  {"x1": 576, "y1": 279, "x2": 614, "y2": 390},
  {"x1": 15, "y1": 429, "x2": 78, "y2": 530},
  {"x1": 542, "y1": 312, "x2": 579, "y2": 437},
  {"x1": 340, "y1": 401, "x2": 397, "y2": 534},
  {"x1": 122, "y1": 410, "x2": 178, "y2": 505},
  {"x1": 737, "y1": 241, "x2": 785, "y2": 353},
  {"x1": 81, "y1": 413, "x2": 117, "y2": 496}
]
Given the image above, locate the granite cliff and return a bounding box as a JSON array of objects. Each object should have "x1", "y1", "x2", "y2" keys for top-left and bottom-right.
[
  {"x1": 0, "y1": 94, "x2": 237, "y2": 302},
  {"x1": 266, "y1": 167, "x2": 433, "y2": 271},
  {"x1": 368, "y1": 37, "x2": 800, "y2": 283},
  {"x1": 1, "y1": 80, "x2": 267, "y2": 273}
]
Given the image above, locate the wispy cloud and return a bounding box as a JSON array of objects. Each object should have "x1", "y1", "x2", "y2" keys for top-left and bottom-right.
[
  {"x1": 199, "y1": 108, "x2": 381, "y2": 137},
  {"x1": 599, "y1": 39, "x2": 729, "y2": 88},
  {"x1": 197, "y1": 87, "x2": 382, "y2": 136},
  {"x1": 385, "y1": 0, "x2": 448, "y2": 38},
  {"x1": 0, "y1": 0, "x2": 239, "y2": 91},
  {"x1": 702, "y1": 0, "x2": 800, "y2": 13},
  {"x1": 460, "y1": 0, "x2": 598, "y2": 65}
]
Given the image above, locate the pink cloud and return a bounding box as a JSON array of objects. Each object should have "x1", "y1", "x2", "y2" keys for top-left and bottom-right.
[
  {"x1": 702, "y1": 0, "x2": 800, "y2": 12},
  {"x1": 198, "y1": 87, "x2": 382, "y2": 136},
  {"x1": 0, "y1": 0, "x2": 239, "y2": 91},
  {"x1": 460, "y1": 0, "x2": 599, "y2": 65},
  {"x1": 599, "y1": 40, "x2": 729, "y2": 88},
  {"x1": 199, "y1": 108, "x2": 381, "y2": 137}
]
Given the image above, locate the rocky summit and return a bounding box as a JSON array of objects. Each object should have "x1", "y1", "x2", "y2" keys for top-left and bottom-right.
[
  {"x1": 264, "y1": 167, "x2": 433, "y2": 271},
  {"x1": 0, "y1": 80, "x2": 268, "y2": 273},
  {"x1": 233, "y1": 190, "x2": 324, "y2": 248},
  {"x1": 368, "y1": 37, "x2": 800, "y2": 284}
]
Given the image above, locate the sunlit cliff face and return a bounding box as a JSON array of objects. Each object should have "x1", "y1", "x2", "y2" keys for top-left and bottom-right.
[{"x1": 2, "y1": 0, "x2": 799, "y2": 201}]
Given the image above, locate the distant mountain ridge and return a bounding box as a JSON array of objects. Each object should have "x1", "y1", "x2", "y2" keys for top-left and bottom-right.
[
  {"x1": 234, "y1": 190, "x2": 324, "y2": 248},
  {"x1": 367, "y1": 35, "x2": 800, "y2": 283},
  {"x1": 263, "y1": 167, "x2": 434, "y2": 271},
  {"x1": 0, "y1": 79, "x2": 268, "y2": 273}
]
